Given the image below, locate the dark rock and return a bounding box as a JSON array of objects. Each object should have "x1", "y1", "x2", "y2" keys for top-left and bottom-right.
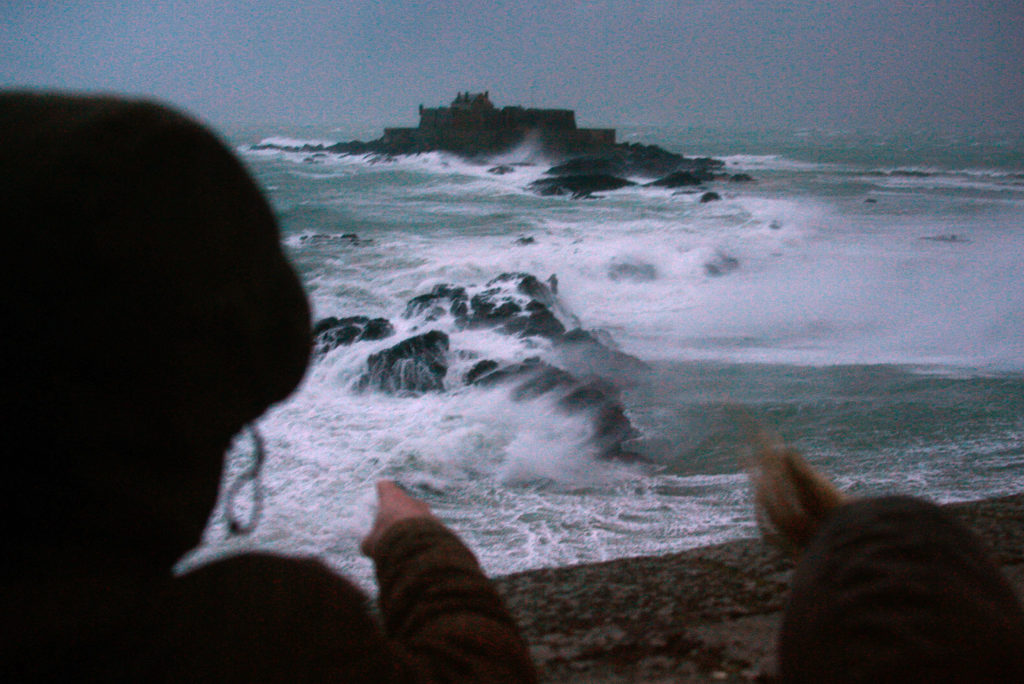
[
  {"x1": 313, "y1": 316, "x2": 394, "y2": 357},
  {"x1": 552, "y1": 328, "x2": 651, "y2": 384},
  {"x1": 558, "y1": 380, "x2": 640, "y2": 460},
  {"x1": 562, "y1": 328, "x2": 598, "y2": 344},
  {"x1": 471, "y1": 273, "x2": 565, "y2": 339},
  {"x1": 404, "y1": 273, "x2": 565, "y2": 340},
  {"x1": 514, "y1": 236, "x2": 536, "y2": 245},
  {"x1": 864, "y1": 198, "x2": 878, "y2": 204},
  {"x1": 728, "y1": 173, "x2": 755, "y2": 183},
  {"x1": 465, "y1": 359, "x2": 500, "y2": 385},
  {"x1": 542, "y1": 145, "x2": 725, "y2": 180},
  {"x1": 404, "y1": 284, "x2": 470, "y2": 322},
  {"x1": 512, "y1": 363, "x2": 579, "y2": 400},
  {"x1": 468, "y1": 357, "x2": 569, "y2": 391},
  {"x1": 921, "y1": 234, "x2": 970, "y2": 244},
  {"x1": 645, "y1": 171, "x2": 708, "y2": 188},
  {"x1": 490, "y1": 272, "x2": 557, "y2": 307},
  {"x1": 528, "y1": 173, "x2": 636, "y2": 198},
  {"x1": 466, "y1": 357, "x2": 640, "y2": 460},
  {"x1": 503, "y1": 301, "x2": 567, "y2": 339},
  {"x1": 699, "y1": 191, "x2": 721, "y2": 203},
  {"x1": 545, "y1": 156, "x2": 621, "y2": 176},
  {"x1": 299, "y1": 232, "x2": 366, "y2": 245},
  {"x1": 488, "y1": 164, "x2": 516, "y2": 175},
  {"x1": 469, "y1": 290, "x2": 522, "y2": 322},
  {"x1": 703, "y1": 253, "x2": 740, "y2": 277},
  {"x1": 608, "y1": 260, "x2": 658, "y2": 282},
  {"x1": 357, "y1": 331, "x2": 449, "y2": 395},
  {"x1": 250, "y1": 128, "x2": 726, "y2": 182}
]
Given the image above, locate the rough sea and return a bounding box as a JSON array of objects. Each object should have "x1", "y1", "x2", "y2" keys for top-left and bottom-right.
[{"x1": 184, "y1": 124, "x2": 1024, "y2": 591}]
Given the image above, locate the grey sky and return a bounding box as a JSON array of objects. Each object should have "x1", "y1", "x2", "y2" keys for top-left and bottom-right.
[{"x1": 2, "y1": 1, "x2": 1022, "y2": 132}]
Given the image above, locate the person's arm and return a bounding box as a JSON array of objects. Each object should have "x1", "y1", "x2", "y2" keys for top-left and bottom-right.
[{"x1": 363, "y1": 481, "x2": 537, "y2": 683}]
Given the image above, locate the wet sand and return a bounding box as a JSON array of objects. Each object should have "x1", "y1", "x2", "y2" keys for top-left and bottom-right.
[{"x1": 493, "y1": 493, "x2": 1024, "y2": 682}]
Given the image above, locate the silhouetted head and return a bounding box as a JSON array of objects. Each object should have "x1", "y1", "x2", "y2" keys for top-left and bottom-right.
[{"x1": 1, "y1": 92, "x2": 311, "y2": 570}]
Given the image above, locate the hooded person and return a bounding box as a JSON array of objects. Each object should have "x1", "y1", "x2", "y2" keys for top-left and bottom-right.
[
  {"x1": 0, "y1": 92, "x2": 536, "y2": 683},
  {"x1": 749, "y1": 437, "x2": 1024, "y2": 683}
]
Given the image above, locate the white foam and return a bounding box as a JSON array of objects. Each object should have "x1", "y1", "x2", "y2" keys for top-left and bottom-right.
[
  {"x1": 719, "y1": 154, "x2": 835, "y2": 172},
  {"x1": 188, "y1": 126, "x2": 1024, "y2": 589}
]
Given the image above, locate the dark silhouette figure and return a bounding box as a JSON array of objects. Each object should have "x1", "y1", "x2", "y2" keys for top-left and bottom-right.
[
  {"x1": 749, "y1": 434, "x2": 1024, "y2": 682},
  {"x1": 0, "y1": 92, "x2": 536, "y2": 683}
]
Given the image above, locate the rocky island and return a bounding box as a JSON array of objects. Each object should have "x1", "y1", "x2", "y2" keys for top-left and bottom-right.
[
  {"x1": 251, "y1": 92, "x2": 749, "y2": 196},
  {"x1": 385, "y1": 90, "x2": 616, "y2": 156}
]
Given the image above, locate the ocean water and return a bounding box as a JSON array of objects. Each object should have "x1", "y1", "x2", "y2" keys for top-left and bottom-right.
[{"x1": 185, "y1": 125, "x2": 1024, "y2": 590}]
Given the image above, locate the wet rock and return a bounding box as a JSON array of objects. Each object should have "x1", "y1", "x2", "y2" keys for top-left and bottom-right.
[
  {"x1": 488, "y1": 164, "x2": 516, "y2": 174},
  {"x1": 728, "y1": 173, "x2": 755, "y2": 183},
  {"x1": 645, "y1": 170, "x2": 709, "y2": 188},
  {"x1": 477, "y1": 273, "x2": 565, "y2": 338},
  {"x1": 514, "y1": 236, "x2": 536, "y2": 245},
  {"x1": 553, "y1": 328, "x2": 651, "y2": 382},
  {"x1": 406, "y1": 273, "x2": 566, "y2": 340},
  {"x1": 299, "y1": 232, "x2": 366, "y2": 245},
  {"x1": 704, "y1": 253, "x2": 740, "y2": 277},
  {"x1": 608, "y1": 260, "x2": 658, "y2": 282},
  {"x1": 253, "y1": 135, "x2": 725, "y2": 181},
  {"x1": 313, "y1": 316, "x2": 394, "y2": 358},
  {"x1": 466, "y1": 357, "x2": 640, "y2": 460},
  {"x1": 357, "y1": 331, "x2": 449, "y2": 394},
  {"x1": 543, "y1": 144, "x2": 725, "y2": 180},
  {"x1": 700, "y1": 191, "x2": 721, "y2": 203},
  {"x1": 404, "y1": 284, "x2": 470, "y2": 322},
  {"x1": 545, "y1": 156, "x2": 621, "y2": 176},
  {"x1": 547, "y1": 274, "x2": 559, "y2": 294},
  {"x1": 557, "y1": 379, "x2": 640, "y2": 459},
  {"x1": 507, "y1": 301, "x2": 567, "y2": 338},
  {"x1": 528, "y1": 173, "x2": 636, "y2": 199},
  {"x1": 465, "y1": 359, "x2": 501, "y2": 385}
]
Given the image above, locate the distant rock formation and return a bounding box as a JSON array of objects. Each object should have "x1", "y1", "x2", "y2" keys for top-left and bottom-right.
[
  {"x1": 528, "y1": 173, "x2": 636, "y2": 199},
  {"x1": 249, "y1": 92, "x2": 741, "y2": 186},
  {"x1": 383, "y1": 91, "x2": 615, "y2": 156},
  {"x1": 644, "y1": 170, "x2": 709, "y2": 188}
]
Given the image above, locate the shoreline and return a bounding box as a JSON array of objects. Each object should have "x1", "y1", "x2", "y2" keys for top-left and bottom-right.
[{"x1": 492, "y1": 492, "x2": 1024, "y2": 682}]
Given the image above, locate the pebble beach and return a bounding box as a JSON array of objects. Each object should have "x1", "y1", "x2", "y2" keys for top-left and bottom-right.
[{"x1": 494, "y1": 493, "x2": 1024, "y2": 682}]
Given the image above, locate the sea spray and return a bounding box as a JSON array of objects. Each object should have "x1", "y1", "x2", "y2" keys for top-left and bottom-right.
[{"x1": 187, "y1": 125, "x2": 1024, "y2": 590}]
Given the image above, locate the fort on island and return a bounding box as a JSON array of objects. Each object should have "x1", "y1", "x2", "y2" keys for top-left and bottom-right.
[{"x1": 382, "y1": 91, "x2": 616, "y2": 155}]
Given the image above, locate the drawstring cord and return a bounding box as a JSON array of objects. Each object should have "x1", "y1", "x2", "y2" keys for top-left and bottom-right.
[{"x1": 226, "y1": 424, "x2": 265, "y2": 536}]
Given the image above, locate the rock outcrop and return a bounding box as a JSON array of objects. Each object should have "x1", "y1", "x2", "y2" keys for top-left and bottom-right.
[
  {"x1": 313, "y1": 315, "x2": 394, "y2": 358},
  {"x1": 466, "y1": 357, "x2": 641, "y2": 461},
  {"x1": 312, "y1": 272, "x2": 646, "y2": 459},
  {"x1": 356, "y1": 330, "x2": 450, "y2": 395},
  {"x1": 248, "y1": 94, "x2": 739, "y2": 187},
  {"x1": 528, "y1": 173, "x2": 636, "y2": 198}
]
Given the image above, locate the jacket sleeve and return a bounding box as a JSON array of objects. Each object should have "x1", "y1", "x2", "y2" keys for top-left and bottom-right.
[{"x1": 370, "y1": 517, "x2": 538, "y2": 684}]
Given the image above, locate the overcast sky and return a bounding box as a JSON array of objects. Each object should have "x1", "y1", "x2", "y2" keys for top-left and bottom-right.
[{"x1": 2, "y1": 1, "x2": 1022, "y2": 132}]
